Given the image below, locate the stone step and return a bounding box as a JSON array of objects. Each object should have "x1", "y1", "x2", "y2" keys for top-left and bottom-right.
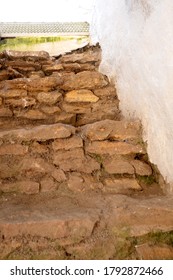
[
  {"x1": 0, "y1": 120, "x2": 156, "y2": 196},
  {"x1": 0, "y1": 192, "x2": 173, "y2": 259}
]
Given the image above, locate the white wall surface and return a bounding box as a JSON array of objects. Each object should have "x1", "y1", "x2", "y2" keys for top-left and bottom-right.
[
  {"x1": 1, "y1": 0, "x2": 94, "y2": 22},
  {"x1": 91, "y1": 0, "x2": 173, "y2": 188}
]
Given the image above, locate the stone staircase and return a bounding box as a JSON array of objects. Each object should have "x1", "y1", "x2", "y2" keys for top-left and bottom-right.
[{"x1": 0, "y1": 45, "x2": 173, "y2": 260}]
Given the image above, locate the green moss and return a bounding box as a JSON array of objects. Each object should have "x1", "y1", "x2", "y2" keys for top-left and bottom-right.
[{"x1": 137, "y1": 175, "x2": 156, "y2": 185}]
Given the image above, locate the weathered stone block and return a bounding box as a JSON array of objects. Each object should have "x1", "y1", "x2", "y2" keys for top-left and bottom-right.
[
  {"x1": 40, "y1": 177, "x2": 58, "y2": 192},
  {"x1": 82, "y1": 120, "x2": 141, "y2": 142},
  {"x1": 0, "y1": 108, "x2": 13, "y2": 117},
  {"x1": 131, "y1": 160, "x2": 153, "y2": 176},
  {"x1": 51, "y1": 169, "x2": 67, "y2": 182},
  {"x1": 0, "y1": 89, "x2": 27, "y2": 98},
  {"x1": 0, "y1": 181, "x2": 39, "y2": 194},
  {"x1": 36, "y1": 91, "x2": 62, "y2": 105},
  {"x1": 86, "y1": 141, "x2": 145, "y2": 156},
  {"x1": 40, "y1": 106, "x2": 61, "y2": 115},
  {"x1": 94, "y1": 86, "x2": 117, "y2": 97},
  {"x1": 4, "y1": 50, "x2": 50, "y2": 60},
  {"x1": 60, "y1": 71, "x2": 108, "y2": 90},
  {"x1": 103, "y1": 157, "x2": 134, "y2": 174},
  {"x1": 5, "y1": 97, "x2": 36, "y2": 108},
  {"x1": 53, "y1": 148, "x2": 100, "y2": 173},
  {"x1": 42, "y1": 63, "x2": 63, "y2": 74},
  {"x1": 0, "y1": 123, "x2": 75, "y2": 141},
  {"x1": 27, "y1": 75, "x2": 63, "y2": 92},
  {"x1": 54, "y1": 113, "x2": 76, "y2": 125},
  {"x1": 62, "y1": 102, "x2": 91, "y2": 114},
  {"x1": 52, "y1": 136, "x2": 83, "y2": 151},
  {"x1": 0, "y1": 144, "x2": 28, "y2": 155},
  {"x1": 103, "y1": 178, "x2": 142, "y2": 194},
  {"x1": 64, "y1": 89, "x2": 99, "y2": 103},
  {"x1": 0, "y1": 97, "x2": 2, "y2": 105},
  {"x1": 14, "y1": 109, "x2": 47, "y2": 120}
]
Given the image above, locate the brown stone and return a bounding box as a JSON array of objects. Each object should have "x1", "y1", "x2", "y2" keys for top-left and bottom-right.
[
  {"x1": 135, "y1": 243, "x2": 173, "y2": 260},
  {"x1": 51, "y1": 169, "x2": 67, "y2": 182},
  {"x1": 103, "y1": 157, "x2": 134, "y2": 174},
  {"x1": 0, "y1": 89, "x2": 27, "y2": 98},
  {"x1": 62, "y1": 63, "x2": 81, "y2": 72},
  {"x1": 5, "y1": 60, "x2": 41, "y2": 72},
  {"x1": 52, "y1": 136, "x2": 83, "y2": 151},
  {"x1": 60, "y1": 71, "x2": 108, "y2": 91},
  {"x1": 131, "y1": 160, "x2": 153, "y2": 176},
  {"x1": 4, "y1": 97, "x2": 36, "y2": 108},
  {"x1": 31, "y1": 142, "x2": 49, "y2": 154},
  {"x1": 0, "y1": 209, "x2": 98, "y2": 241},
  {"x1": 0, "y1": 108, "x2": 13, "y2": 117},
  {"x1": 4, "y1": 50, "x2": 50, "y2": 60},
  {"x1": 54, "y1": 113, "x2": 76, "y2": 125},
  {"x1": 62, "y1": 102, "x2": 91, "y2": 114},
  {"x1": 0, "y1": 97, "x2": 2, "y2": 105},
  {"x1": 0, "y1": 78, "x2": 28, "y2": 90},
  {"x1": 42, "y1": 63, "x2": 63, "y2": 74},
  {"x1": 67, "y1": 174, "x2": 85, "y2": 192},
  {"x1": 28, "y1": 71, "x2": 45, "y2": 78},
  {"x1": 0, "y1": 123, "x2": 75, "y2": 141},
  {"x1": 76, "y1": 101, "x2": 120, "y2": 126},
  {"x1": 64, "y1": 89, "x2": 99, "y2": 103},
  {"x1": 36, "y1": 91, "x2": 62, "y2": 105},
  {"x1": 86, "y1": 141, "x2": 145, "y2": 156},
  {"x1": 19, "y1": 157, "x2": 50, "y2": 175},
  {"x1": 15, "y1": 109, "x2": 47, "y2": 120},
  {"x1": 103, "y1": 178, "x2": 142, "y2": 194},
  {"x1": 53, "y1": 148, "x2": 100, "y2": 173},
  {"x1": 0, "y1": 70, "x2": 9, "y2": 81},
  {"x1": 0, "y1": 181, "x2": 39, "y2": 194},
  {"x1": 59, "y1": 50, "x2": 101, "y2": 64},
  {"x1": 40, "y1": 177, "x2": 58, "y2": 192},
  {"x1": 94, "y1": 86, "x2": 117, "y2": 97},
  {"x1": 27, "y1": 75, "x2": 63, "y2": 92},
  {"x1": 81, "y1": 120, "x2": 141, "y2": 142},
  {"x1": 40, "y1": 106, "x2": 61, "y2": 115},
  {"x1": 0, "y1": 144, "x2": 28, "y2": 155}
]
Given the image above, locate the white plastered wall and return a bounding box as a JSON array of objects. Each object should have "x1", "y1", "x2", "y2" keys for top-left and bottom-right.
[{"x1": 90, "y1": 0, "x2": 173, "y2": 191}]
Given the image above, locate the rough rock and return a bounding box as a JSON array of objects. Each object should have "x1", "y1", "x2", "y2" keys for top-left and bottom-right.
[
  {"x1": 36, "y1": 91, "x2": 62, "y2": 105},
  {"x1": 131, "y1": 160, "x2": 153, "y2": 176},
  {"x1": 135, "y1": 243, "x2": 173, "y2": 260},
  {"x1": 0, "y1": 123, "x2": 75, "y2": 141},
  {"x1": 14, "y1": 109, "x2": 47, "y2": 120},
  {"x1": 4, "y1": 97, "x2": 36, "y2": 108},
  {"x1": 51, "y1": 169, "x2": 67, "y2": 182},
  {"x1": 52, "y1": 136, "x2": 83, "y2": 151},
  {"x1": 0, "y1": 181, "x2": 39, "y2": 194},
  {"x1": 103, "y1": 178, "x2": 142, "y2": 194},
  {"x1": 103, "y1": 157, "x2": 134, "y2": 174},
  {"x1": 40, "y1": 177, "x2": 58, "y2": 192},
  {"x1": 4, "y1": 50, "x2": 50, "y2": 60},
  {"x1": 40, "y1": 106, "x2": 61, "y2": 115},
  {"x1": 60, "y1": 71, "x2": 108, "y2": 91},
  {"x1": 27, "y1": 75, "x2": 63, "y2": 92},
  {"x1": 64, "y1": 89, "x2": 99, "y2": 103},
  {"x1": 59, "y1": 50, "x2": 101, "y2": 64},
  {"x1": 86, "y1": 141, "x2": 145, "y2": 156},
  {"x1": 94, "y1": 86, "x2": 117, "y2": 97},
  {"x1": 0, "y1": 108, "x2": 13, "y2": 117},
  {"x1": 42, "y1": 63, "x2": 63, "y2": 74},
  {"x1": 62, "y1": 102, "x2": 91, "y2": 114},
  {"x1": 53, "y1": 148, "x2": 100, "y2": 173},
  {"x1": 0, "y1": 89, "x2": 27, "y2": 98},
  {"x1": 54, "y1": 113, "x2": 76, "y2": 125},
  {"x1": 0, "y1": 144, "x2": 28, "y2": 155},
  {"x1": 82, "y1": 120, "x2": 141, "y2": 142}
]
